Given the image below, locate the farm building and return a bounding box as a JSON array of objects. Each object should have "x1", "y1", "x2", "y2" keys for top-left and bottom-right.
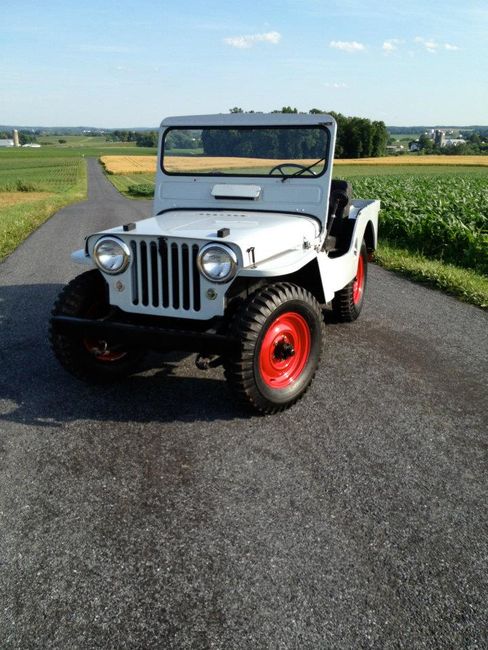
[
  {"x1": 0, "y1": 139, "x2": 14, "y2": 147},
  {"x1": 444, "y1": 138, "x2": 466, "y2": 147}
]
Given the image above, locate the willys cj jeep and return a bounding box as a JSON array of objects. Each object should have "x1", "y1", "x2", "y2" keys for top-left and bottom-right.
[{"x1": 50, "y1": 113, "x2": 380, "y2": 414}]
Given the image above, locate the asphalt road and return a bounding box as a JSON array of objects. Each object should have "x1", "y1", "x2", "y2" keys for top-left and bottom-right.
[{"x1": 1, "y1": 159, "x2": 487, "y2": 649}]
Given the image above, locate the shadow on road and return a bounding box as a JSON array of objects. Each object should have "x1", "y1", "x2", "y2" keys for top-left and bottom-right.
[{"x1": 0, "y1": 283, "x2": 246, "y2": 426}]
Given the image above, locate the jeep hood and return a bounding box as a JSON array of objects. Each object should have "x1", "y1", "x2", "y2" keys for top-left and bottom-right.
[{"x1": 103, "y1": 210, "x2": 321, "y2": 267}]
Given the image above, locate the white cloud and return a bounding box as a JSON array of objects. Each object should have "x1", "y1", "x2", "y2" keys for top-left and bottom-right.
[
  {"x1": 382, "y1": 38, "x2": 401, "y2": 54},
  {"x1": 224, "y1": 31, "x2": 281, "y2": 49},
  {"x1": 414, "y1": 37, "x2": 439, "y2": 53},
  {"x1": 324, "y1": 82, "x2": 348, "y2": 88},
  {"x1": 414, "y1": 37, "x2": 460, "y2": 54},
  {"x1": 329, "y1": 40, "x2": 365, "y2": 53}
]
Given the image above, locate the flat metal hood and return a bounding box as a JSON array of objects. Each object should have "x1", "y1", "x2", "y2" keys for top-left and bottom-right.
[{"x1": 98, "y1": 210, "x2": 320, "y2": 268}]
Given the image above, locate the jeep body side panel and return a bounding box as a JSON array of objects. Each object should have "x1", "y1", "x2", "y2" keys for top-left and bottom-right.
[{"x1": 240, "y1": 199, "x2": 379, "y2": 302}]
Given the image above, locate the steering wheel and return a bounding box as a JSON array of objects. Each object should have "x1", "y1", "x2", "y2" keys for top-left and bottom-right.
[{"x1": 268, "y1": 163, "x2": 317, "y2": 177}]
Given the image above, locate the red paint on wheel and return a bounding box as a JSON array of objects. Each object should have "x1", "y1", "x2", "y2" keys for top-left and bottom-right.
[
  {"x1": 83, "y1": 339, "x2": 127, "y2": 362},
  {"x1": 259, "y1": 312, "x2": 311, "y2": 389},
  {"x1": 353, "y1": 255, "x2": 365, "y2": 305},
  {"x1": 82, "y1": 302, "x2": 128, "y2": 362}
]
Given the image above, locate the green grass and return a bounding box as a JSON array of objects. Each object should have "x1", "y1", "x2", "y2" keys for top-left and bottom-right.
[
  {"x1": 107, "y1": 172, "x2": 156, "y2": 199},
  {"x1": 168, "y1": 147, "x2": 204, "y2": 156},
  {"x1": 0, "y1": 155, "x2": 87, "y2": 261},
  {"x1": 0, "y1": 157, "x2": 85, "y2": 192},
  {"x1": 36, "y1": 134, "x2": 113, "y2": 146},
  {"x1": 375, "y1": 243, "x2": 488, "y2": 309},
  {"x1": 0, "y1": 144, "x2": 156, "y2": 160}
]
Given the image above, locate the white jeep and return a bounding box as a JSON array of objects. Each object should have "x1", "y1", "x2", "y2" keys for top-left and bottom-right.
[{"x1": 50, "y1": 113, "x2": 380, "y2": 414}]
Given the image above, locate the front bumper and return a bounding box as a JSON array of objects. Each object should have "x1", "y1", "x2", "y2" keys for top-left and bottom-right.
[{"x1": 51, "y1": 315, "x2": 240, "y2": 355}]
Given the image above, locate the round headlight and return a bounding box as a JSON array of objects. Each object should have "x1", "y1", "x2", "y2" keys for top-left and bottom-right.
[
  {"x1": 93, "y1": 237, "x2": 131, "y2": 274},
  {"x1": 197, "y1": 244, "x2": 237, "y2": 283}
]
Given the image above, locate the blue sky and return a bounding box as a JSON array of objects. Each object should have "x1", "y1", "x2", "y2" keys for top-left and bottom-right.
[{"x1": 1, "y1": 0, "x2": 487, "y2": 127}]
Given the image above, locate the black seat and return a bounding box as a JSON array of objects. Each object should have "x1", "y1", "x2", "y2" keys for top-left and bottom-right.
[
  {"x1": 324, "y1": 180, "x2": 353, "y2": 253},
  {"x1": 328, "y1": 180, "x2": 352, "y2": 221}
]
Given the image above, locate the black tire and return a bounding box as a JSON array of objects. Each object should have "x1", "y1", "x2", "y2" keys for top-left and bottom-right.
[
  {"x1": 332, "y1": 241, "x2": 368, "y2": 322},
  {"x1": 49, "y1": 269, "x2": 145, "y2": 382},
  {"x1": 224, "y1": 282, "x2": 325, "y2": 414}
]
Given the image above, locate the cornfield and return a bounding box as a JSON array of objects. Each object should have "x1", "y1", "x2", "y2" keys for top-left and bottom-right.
[
  {"x1": 345, "y1": 174, "x2": 488, "y2": 275},
  {"x1": 0, "y1": 158, "x2": 85, "y2": 193}
]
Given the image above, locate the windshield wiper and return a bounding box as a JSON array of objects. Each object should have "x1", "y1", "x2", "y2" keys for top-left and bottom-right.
[{"x1": 282, "y1": 157, "x2": 326, "y2": 182}]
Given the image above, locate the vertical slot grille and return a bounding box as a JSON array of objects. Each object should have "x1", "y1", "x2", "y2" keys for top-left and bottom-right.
[
  {"x1": 129, "y1": 238, "x2": 201, "y2": 312},
  {"x1": 130, "y1": 241, "x2": 138, "y2": 305},
  {"x1": 171, "y1": 243, "x2": 180, "y2": 310},
  {"x1": 192, "y1": 244, "x2": 201, "y2": 311},
  {"x1": 150, "y1": 242, "x2": 159, "y2": 307},
  {"x1": 140, "y1": 241, "x2": 149, "y2": 306}
]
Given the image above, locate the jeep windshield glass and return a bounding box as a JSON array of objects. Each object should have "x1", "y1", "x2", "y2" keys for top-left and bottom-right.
[{"x1": 162, "y1": 126, "x2": 329, "y2": 177}]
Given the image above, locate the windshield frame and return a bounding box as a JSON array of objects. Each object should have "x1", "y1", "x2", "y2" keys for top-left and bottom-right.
[{"x1": 161, "y1": 124, "x2": 331, "y2": 179}]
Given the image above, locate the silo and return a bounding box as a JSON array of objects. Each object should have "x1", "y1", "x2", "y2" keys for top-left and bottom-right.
[{"x1": 13, "y1": 129, "x2": 20, "y2": 147}]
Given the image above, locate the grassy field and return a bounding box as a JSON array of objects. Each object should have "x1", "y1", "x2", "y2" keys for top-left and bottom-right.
[
  {"x1": 2, "y1": 145, "x2": 156, "y2": 159},
  {"x1": 36, "y1": 134, "x2": 114, "y2": 146},
  {"x1": 107, "y1": 172, "x2": 156, "y2": 197},
  {"x1": 0, "y1": 153, "x2": 87, "y2": 260},
  {"x1": 0, "y1": 137, "x2": 157, "y2": 260},
  {"x1": 0, "y1": 156, "x2": 85, "y2": 192}
]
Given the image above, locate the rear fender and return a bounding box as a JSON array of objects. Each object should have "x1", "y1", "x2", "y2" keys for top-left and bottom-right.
[{"x1": 317, "y1": 199, "x2": 380, "y2": 301}]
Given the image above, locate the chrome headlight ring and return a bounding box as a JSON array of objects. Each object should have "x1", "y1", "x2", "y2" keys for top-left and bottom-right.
[
  {"x1": 93, "y1": 236, "x2": 131, "y2": 275},
  {"x1": 197, "y1": 243, "x2": 238, "y2": 283}
]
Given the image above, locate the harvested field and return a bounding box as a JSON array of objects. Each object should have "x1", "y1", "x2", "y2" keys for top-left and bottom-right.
[
  {"x1": 101, "y1": 154, "x2": 488, "y2": 175},
  {"x1": 0, "y1": 192, "x2": 53, "y2": 208},
  {"x1": 102, "y1": 155, "x2": 323, "y2": 174},
  {"x1": 101, "y1": 156, "x2": 157, "y2": 174}
]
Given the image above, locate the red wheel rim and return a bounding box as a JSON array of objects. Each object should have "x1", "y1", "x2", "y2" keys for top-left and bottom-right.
[
  {"x1": 82, "y1": 302, "x2": 128, "y2": 363},
  {"x1": 258, "y1": 312, "x2": 311, "y2": 389},
  {"x1": 352, "y1": 255, "x2": 365, "y2": 305},
  {"x1": 83, "y1": 339, "x2": 127, "y2": 362}
]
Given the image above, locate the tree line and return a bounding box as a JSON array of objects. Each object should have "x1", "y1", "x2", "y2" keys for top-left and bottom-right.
[
  {"x1": 163, "y1": 107, "x2": 388, "y2": 159},
  {"x1": 104, "y1": 108, "x2": 390, "y2": 158},
  {"x1": 200, "y1": 127, "x2": 328, "y2": 159}
]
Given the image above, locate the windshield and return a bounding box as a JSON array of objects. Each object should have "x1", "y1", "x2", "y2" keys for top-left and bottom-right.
[{"x1": 162, "y1": 126, "x2": 330, "y2": 177}]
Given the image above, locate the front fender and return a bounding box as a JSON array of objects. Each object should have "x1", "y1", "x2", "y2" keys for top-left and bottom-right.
[{"x1": 71, "y1": 249, "x2": 94, "y2": 267}]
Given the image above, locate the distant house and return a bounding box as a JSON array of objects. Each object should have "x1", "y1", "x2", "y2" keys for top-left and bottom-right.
[
  {"x1": 386, "y1": 144, "x2": 405, "y2": 154},
  {"x1": 409, "y1": 141, "x2": 420, "y2": 152},
  {"x1": 444, "y1": 138, "x2": 466, "y2": 147},
  {"x1": 0, "y1": 139, "x2": 14, "y2": 147}
]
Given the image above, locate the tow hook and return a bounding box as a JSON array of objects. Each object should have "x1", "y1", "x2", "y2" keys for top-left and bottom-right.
[{"x1": 195, "y1": 354, "x2": 223, "y2": 371}]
